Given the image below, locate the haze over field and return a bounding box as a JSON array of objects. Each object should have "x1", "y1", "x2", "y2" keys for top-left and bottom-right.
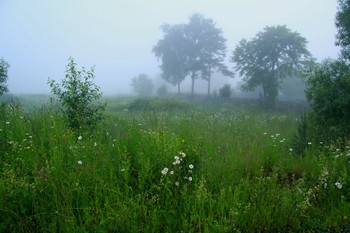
[{"x1": 0, "y1": 0, "x2": 340, "y2": 95}]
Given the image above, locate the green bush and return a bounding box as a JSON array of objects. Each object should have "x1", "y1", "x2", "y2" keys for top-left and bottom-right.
[
  {"x1": 48, "y1": 57, "x2": 105, "y2": 131},
  {"x1": 219, "y1": 84, "x2": 232, "y2": 98},
  {"x1": 305, "y1": 59, "x2": 350, "y2": 140}
]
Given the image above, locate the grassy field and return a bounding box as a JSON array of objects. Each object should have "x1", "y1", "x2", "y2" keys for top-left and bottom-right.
[{"x1": 0, "y1": 96, "x2": 349, "y2": 232}]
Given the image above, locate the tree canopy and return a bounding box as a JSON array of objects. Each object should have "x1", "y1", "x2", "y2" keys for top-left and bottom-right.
[
  {"x1": 231, "y1": 25, "x2": 312, "y2": 108},
  {"x1": 0, "y1": 58, "x2": 10, "y2": 95},
  {"x1": 153, "y1": 24, "x2": 188, "y2": 94},
  {"x1": 335, "y1": 0, "x2": 350, "y2": 60},
  {"x1": 153, "y1": 13, "x2": 231, "y2": 96}
]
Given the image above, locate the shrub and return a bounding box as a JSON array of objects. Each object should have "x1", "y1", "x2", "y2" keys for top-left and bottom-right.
[
  {"x1": 157, "y1": 84, "x2": 168, "y2": 96},
  {"x1": 219, "y1": 84, "x2": 232, "y2": 98},
  {"x1": 0, "y1": 57, "x2": 10, "y2": 95},
  {"x1": 48, "y1": 57, "x2": 105, "y2": 131},
  {"x1": 305, "y1": 59, "x2": 350, "y2": 140}
]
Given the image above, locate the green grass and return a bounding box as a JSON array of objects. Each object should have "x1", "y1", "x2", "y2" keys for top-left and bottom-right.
[{"x1": 0, "y1": 97, "x2": 349, "y2": 232}]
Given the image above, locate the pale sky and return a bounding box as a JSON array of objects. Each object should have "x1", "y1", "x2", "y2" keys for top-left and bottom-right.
[{"x1": 0, "y1": 0, "x2": 340, "y2": 95}]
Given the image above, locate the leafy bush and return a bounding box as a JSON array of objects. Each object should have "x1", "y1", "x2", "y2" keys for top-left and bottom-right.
[
  {"x1": 48, "y1": 57, "x2": 105, "y2": 131},
  {"x1": 157, "y1": 84, "x2": 168, "y2": 96},
  {"x1": 305, "y1": 59, "x2": 350, "y2": 139},
  {"x1": 219, "y1": 84, "x2": 232, "y2": 98},
  {"x1": 0, "y1": 57, "x2": 10, "y2": 95}
]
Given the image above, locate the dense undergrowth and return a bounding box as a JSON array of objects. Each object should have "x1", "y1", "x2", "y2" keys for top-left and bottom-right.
[{"x1": 0, "y1": 97, "x2": 349, "y2": 232}]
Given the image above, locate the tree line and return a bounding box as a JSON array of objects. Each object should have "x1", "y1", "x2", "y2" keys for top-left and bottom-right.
[{"x1": 152, "y1": 13, "x2": 312, "y2": 108}]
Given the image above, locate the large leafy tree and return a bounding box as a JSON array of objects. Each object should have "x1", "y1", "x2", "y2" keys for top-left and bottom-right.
[
  {"x1": 335, "y1": 0, "x2": 350, "y2": 60},
  {"x1": 153, "y1": 14, "x2": 231, "y2": 97},
  {"x1": 0, "y1": 58, "x2": 10, "y2": 95},
  {"x1": 231, "y1": 25, "x2": 312, "y2": 108},
  {"x1": 185, "y1": 13, "x2": 232, "y2": 97},
  {"x1": 153, "y1": 24, "x2": 188, "y2": 94}
]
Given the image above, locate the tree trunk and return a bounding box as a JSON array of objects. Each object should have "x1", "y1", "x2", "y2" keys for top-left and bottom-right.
[
  {"x1": 191, "y1": 72, "x2": 195, "y2": 98},
  {"x1": 207, "y1": 66, "x2": 211, "y2": 97}
]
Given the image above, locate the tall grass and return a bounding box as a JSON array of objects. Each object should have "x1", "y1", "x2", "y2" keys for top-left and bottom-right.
[{"x1": 0, "y1": 98, "x2": 349, "y2": 232}]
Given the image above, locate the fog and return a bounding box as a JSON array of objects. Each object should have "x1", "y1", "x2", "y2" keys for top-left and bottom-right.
[{"x1": 0, "y1": 0, "x2": 340, "y2": 95}]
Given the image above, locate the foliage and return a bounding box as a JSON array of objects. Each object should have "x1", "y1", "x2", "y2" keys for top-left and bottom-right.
[
  {"x1": 156, "y1": 84, "x2": 168, "y2": 96},
  {"x1": 1, "y1": 98, "x2": 349, "y2": 232},
  {"x1": 335, "y1": 0, "x2": 350, "y2": 60},
  {"x1": 153, "y1": 24, "x2": 188, "y2": 94},
  {"x1": 185, "y1": 14, "x2": 233, "y2": 97},
  {"x1": 131, "y1": 73, "x2": 154, "y2": 96},
  {"x1": 231, "y1": 25, "x2": 312, "y2": 108},
  {"x1": 219, "y1": 84, "x2": 232, "y2": 98},
  {"x1": 48, "y1": 57, "x2": 105, "y2": 131},
  {"x1": 153, "y1": 14, "x2": 232, "y2": 96},
  {"x1": 305, "y1": 59, "x2": 350, "y2": 139},
  {"x1": 0, "y1": 57, "x2": 10, "y2": 95}
]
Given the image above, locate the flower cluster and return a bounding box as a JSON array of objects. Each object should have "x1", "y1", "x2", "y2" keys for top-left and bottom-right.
[{"x1": 161, "y1": 151, "x2": 195, "y2": 187}]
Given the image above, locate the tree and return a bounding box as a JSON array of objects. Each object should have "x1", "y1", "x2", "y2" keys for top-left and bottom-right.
[
  {"x1": 335, "y1": 0, "x2": 350, "y2": 60},
  {"x1": 219, "y1": 84, "x2": 232, "y2": 98},
  {"x1": 305, "y1": 59, "x2": 350, "y2": 138},
  {"x1": 48, "y1": 57, "x2": 105, "y2": 131},
  {"x1": 153, "y1": 14, "x2": 232, "y2": 97},
  {"x1": 131, "y1": 74, "x2": 154, "y2": 96},
  {"x1": 0, "y1": 58, "x2": 10, "y2": 95},
  {"x1": 185, "y1": 14, "x2": 233, "y2": 97},
  {"x1": 153, "y1": 24, "x2": 188, "y2": 94},
  {"x1": 231, "y1": 25, "x2": 312, "y2": 108}
]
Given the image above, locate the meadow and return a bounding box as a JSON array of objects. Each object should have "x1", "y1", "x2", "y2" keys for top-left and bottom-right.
[{"x1": 0, "y1": 96, "x2": 349, "y2": 232}]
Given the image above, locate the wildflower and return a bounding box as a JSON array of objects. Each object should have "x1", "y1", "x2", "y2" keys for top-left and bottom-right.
[
  {"x1": 263, "y1": 132, "x2": 267, "y2": 135},
  {"x1": 5, "y1": 121, "x2": 10, "y2": 125},
  {"x1": 335, "y1": 182, "x2": 342, "y2": 189},
  {"x1": 78, "y1": 160, "x2": 83, "y2": 165},
  {"x1": 174, "y1": 156, "x2": 180, "y2": 161},
  {"x1": 78, "y1": 136, "x2": 82, "y2": 140},
  {"x1": 161, "y1": 167, "x2": 169, "y2": 175},
  {"x1": 180, "y1": 152, "x2": 186, "y2": 158},
  {"x1": 188, "y1": 177, "x2": 192, "y2": 181},
  {"x1": 94, "y1": 142, "x2": 97, "y2": 147},
  {"x1": 170, "y1": 171, "x2": 174, "y2": 175},
  {"x1": 289, "y1": 148, "x2": 293, "y2": 152},
  {"x1": 308, "y1": 142, "x2": 312, "y2": 145},
  {"x1": 189, "y1": 164, "x2": 194, "y2": 169},
  {"x1": 175, "y1": 182, "x2": 179, "y2": 186},
  {"x1": 120, "y1": 168, "x2": 125, "y2": 172}
]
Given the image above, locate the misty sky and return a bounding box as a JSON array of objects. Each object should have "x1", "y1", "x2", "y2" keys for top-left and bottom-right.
[{"x1": 0, "y1": 0, "x2": 340, "y2": 95}]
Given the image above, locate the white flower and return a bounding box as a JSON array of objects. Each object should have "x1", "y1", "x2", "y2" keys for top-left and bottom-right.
[
  {"x1": 121, "y1": 168, "x2": 125, "y2": 172},
  {"x1": 308, "y1": 142, "x2": 312, "y2": 145},
  {"x1": 94, "y1": 142, "x2": 97, "y2": 147},
  {"x1": 335, "y1": 182, "x2": 342, "y2": 189},
  {"x1": 174, "y1": 156, "x2": 180, "y2": 161},
  {"x1": 175, "y1": 182, "x2": 179, "y2": 186},
  {"x1": 78, "y1": 160, "x2": 83, "y2": 165},
  {"x1": 189, "y1": 164, "x2": 194, "y2": 169},
  {"x1": 289, "y1": 148, "x2": 293, "y2": 152},
  {"x1": 180, "y1": 152, "x2": 186, "y2": 158},
  {"x1": 78, "y1": 136, "x2": 82, "y2": 140},
  {"x1": 161, "y1": 167, "x2": 169, "y2": 175},
  {"x1": 188, "y1": 177, "x2": 192, "y2": 181},
  {"x1": 5, "y1": 121, "x2": 10, "y2": 125},
  {"x1": 170, "y1": 171, "x2": 174, "y2": 175}
]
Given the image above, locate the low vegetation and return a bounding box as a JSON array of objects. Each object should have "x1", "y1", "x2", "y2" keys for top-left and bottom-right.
[{"x1": 0, "y1": 97, "x2": 349, "y2": 232}]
